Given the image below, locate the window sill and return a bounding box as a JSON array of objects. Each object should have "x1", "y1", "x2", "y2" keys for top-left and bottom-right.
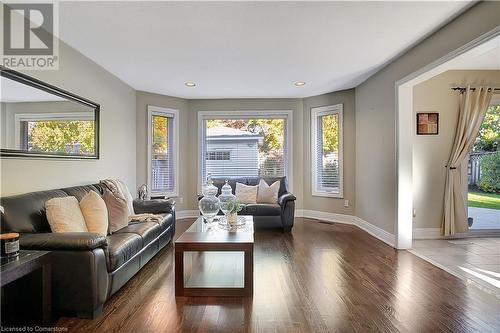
[
  {"x1": 311, "y1": 191, "x2": 343, "y2": 199},
  {"x1": 150, "y1": 192, "x2": 178, "y2": 199}
]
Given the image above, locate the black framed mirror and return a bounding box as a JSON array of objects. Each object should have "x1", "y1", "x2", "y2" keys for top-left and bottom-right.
[{"x1": 0, "y1": 67, "x2": 100, "y2": 159}]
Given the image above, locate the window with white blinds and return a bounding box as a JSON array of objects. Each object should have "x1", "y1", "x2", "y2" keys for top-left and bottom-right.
[
  {"x1": 148, "y1": 106, "x2": 178, "y2": 196},
  {"x1": 199, "y1": 112, "x2": 291, "y2": 187},
  {"x1": 311, "y1": 104, "x2": 343, "y2": 197}
]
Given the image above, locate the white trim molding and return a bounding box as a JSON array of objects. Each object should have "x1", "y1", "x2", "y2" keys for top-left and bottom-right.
[
  {"x1": 394, "y1": 27, "x2": 500, "y2": 249},
  {"x1": 310, "y1": 104, "x2": 344, "y2": 198},
  {"x1": 197, "y1": 110, "x2": 293, "y2": 194},
  {"x1": 296, "y1": 209, "x2": 354, "y2": 225},
  {"x1": 353, "y1": 216, "x2": 396, "y2": 247},
  {"x1": 147, "y1": 105, "x2": 179, "y2": 197},
  {"x1": 297, "y1": 209, "x2": 395, "y2": 248}
]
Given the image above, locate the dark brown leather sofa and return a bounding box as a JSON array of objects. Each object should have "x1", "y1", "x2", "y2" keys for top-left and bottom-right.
[
  {"x1": 202, "y1": 177, "x2": 296, "y2": 231},
  {"x1": 0, "y1": 184, "x2": 175, "y2": 319}
]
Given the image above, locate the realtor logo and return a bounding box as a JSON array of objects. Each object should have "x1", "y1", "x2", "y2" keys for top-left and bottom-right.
[{"x1": 1, "y1": 2, "x2": 59, "y2": 70}]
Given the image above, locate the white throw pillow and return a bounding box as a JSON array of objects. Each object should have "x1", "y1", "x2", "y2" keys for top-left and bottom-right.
[
  {"x1": 80, "y1": 191, "x2": 108, "y2": 237},
  {"x1": 45, "y1": 196, "x2": 88, "y2": 233},
  {"x1": 235, "y1": 182, "x2": 258, "y2": 204},
  {"x1": 257, "y1": 179, "x2": 280, "y2": 204}
]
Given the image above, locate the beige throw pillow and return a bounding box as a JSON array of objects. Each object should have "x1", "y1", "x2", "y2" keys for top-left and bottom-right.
[
  {"x1": 257, "y1": 179, "x2": 280, "y2": 204},
  {"x1": 102, "y1": 189, "x2": 129, "y2": 234},
  {"x1": 80, "y1": 191, "x2": 108, "y2": 237},
  {"x1": 45, "y1": 196, "x2": 88, "y2": 233},
  {"x1": 235, "y1": 182, "x2": 258, "y2": 204}
]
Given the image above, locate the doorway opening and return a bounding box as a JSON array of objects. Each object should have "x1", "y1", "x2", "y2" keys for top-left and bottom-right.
[{"x1": 467, "y1": 104, "x2": 499, "y2": 231}]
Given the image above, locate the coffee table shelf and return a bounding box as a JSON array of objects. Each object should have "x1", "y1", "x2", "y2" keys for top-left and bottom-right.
[{"x1": 175, "y1": 216, "x2": 254, "y2": 297}]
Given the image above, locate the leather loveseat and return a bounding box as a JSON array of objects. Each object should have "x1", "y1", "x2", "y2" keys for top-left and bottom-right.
[
  {"x1": 0, "y1": 183, "x2": 175, "y2": 319},
  {"x1": 202, "y1": 177, "x2": 296, "y2": 231}
]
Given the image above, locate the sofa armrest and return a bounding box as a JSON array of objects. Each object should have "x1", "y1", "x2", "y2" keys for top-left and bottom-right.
[
  {"x1": 278, "y1": 192, "x2": 296, "y2": 206},
  {"x1": 133, "y1": 198, "x2": 175, "y2": 214},
  {"x1": 20, "y1": 232, "x2": 107, "y2": 251}
]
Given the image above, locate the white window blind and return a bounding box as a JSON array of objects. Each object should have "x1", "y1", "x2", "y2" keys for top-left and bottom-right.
[
  {"x1": 200, "y1": 116, "x2": 288, "y2": 183},
  {"x1": 148, "y1": 107, "x2": 178, "y2": 196},
  {"x1": 311, "y1": 104, "x2": 343, "y2": 197}
]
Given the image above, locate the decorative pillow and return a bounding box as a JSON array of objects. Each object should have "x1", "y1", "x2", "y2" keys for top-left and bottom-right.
[
  {"x1": 257, "y1": 179, "x2": 280, "y2": 204},
  {"x1": 102, "y1": 189, "x2": 129, "y2": 234},
  {"x1": 235, "y1": 182, "x2": 258, "y2": 204},
  {"x1": 80, "y1": 191, "x2": 108, "y2": 237},
  {"x1": 116, "y1": 179, "x2": 135, "y2": 216},
  {"x1": 45, "y1": 196, "x2": 88, "y2": 233}
]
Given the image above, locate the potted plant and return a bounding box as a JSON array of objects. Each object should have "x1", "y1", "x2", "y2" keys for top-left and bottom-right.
[{"x1": 226, "y1": 198, "x2": 243, "y2": 226}]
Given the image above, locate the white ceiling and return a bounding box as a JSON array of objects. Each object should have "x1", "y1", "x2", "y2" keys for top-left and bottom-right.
[{"x1": 58, "y1": 1, "x2": 472, "y2": 99}]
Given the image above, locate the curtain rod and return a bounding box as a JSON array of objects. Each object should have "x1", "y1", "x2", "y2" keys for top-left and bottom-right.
[{"x1": 451, "y1": 87, "x2": 500, "y2": 92}]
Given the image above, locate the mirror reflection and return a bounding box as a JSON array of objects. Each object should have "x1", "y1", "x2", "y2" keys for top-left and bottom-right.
[{"x1": 0, "y1": 74, "x2": 98, "y2": 158}]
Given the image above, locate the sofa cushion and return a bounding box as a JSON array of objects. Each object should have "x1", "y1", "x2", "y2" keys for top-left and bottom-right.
[
  {"x1": 106, "y1": 233, "x2": 142, "y2": 272},
  {"x1": 61, "y1": 184, "x2": 103, "y2": 201},
  {"x1": 244, "y1": 204, "x2": 281, "y2": 216},
  {"x1": 80, "y1": 191, "x2": 108, "y2": 237},
  {"x1": 257, "y1": 179, "x2": 280, "y2": 204},
  {"x1": 1, "y1": 189, "x2": 68, "y2": 233},
  {"x1": 247, "y1": 177, "x2": 287, "y2": 197},
  {"x1": 103, "y1": 189, "x2": 129, "y2": 234},
  {"x1": 236, "y1": 182, "x2": 258, "y2": 204},
  {"x1": 116, "y1": 222, "x2": 161, "y2": 245},
  {"x1": 45, "y1": 196, "x2": 88, "y2": 233}
]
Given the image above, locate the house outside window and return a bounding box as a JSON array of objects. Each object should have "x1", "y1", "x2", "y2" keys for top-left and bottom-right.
[
  {"x1": 311, "y1": 104, "x2": 343, "y2": 197},
  {"x1": 206, "y1": 150, "x2": 231, "y2": 161},
  {"x1": 198, "y1": 111, "x2": 292, "y2": 191}
]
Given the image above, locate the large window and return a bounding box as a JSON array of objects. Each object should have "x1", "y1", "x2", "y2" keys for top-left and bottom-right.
[
  {"x1": 311, "y1": 104, "x2": 343, "y2": 197},
  {"x1": 199, "y1": 111, "x2": 291, "y2": 189},
  {"x1": 148, "y1": 106, "x2": 178, "y2": 196}
]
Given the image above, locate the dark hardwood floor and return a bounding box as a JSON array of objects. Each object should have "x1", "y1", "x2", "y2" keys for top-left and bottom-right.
[{"x1": 57, "y1": 218, "x2": 500, "y2": 332}]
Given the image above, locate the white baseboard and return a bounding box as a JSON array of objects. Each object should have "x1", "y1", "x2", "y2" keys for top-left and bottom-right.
[
  {"x1": 176, "y1": 210, "x2": 199, "y2": 219},
  {"x1": 353, "y1": 216, "x2": 396, "y2": 247},
  {"x1": 296, "y1": 209, "x2": 355, "y2": 224},
  {"x1": 176, "y1": 208, "x2": 395, "y2": 247},
  {"x1": 297, "y1": 209, "x2": 395, "y2": 248}
]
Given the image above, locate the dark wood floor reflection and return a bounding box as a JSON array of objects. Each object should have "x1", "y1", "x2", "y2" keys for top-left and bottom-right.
[{"x1": 57, "y1": 218, "x2": 500, "y2": 332}]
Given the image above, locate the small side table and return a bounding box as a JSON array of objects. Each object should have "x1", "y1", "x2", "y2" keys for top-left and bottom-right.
[{"x1": 1, "y1": 250, "x2": 52, "y2": 326}]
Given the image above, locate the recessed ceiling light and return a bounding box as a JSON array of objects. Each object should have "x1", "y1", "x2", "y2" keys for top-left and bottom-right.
[
  {"x1": 294, "y1": 81, "x2": 306, "y2": 87},
  {"x1": 185, "y1": 81, "x2": 196, "y2": 87}
]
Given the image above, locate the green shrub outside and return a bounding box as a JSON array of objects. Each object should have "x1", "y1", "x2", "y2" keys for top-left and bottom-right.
[{"x1": 479, "y1": 151, "x2": 500, "y2": 193}]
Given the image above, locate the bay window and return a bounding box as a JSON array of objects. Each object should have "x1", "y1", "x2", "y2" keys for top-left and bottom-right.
[
  {"x1": 147, "y1": 106, "x2": 178, "y2": 196},
  {"x1": 311, "y1": 104, "x2": 343, "y2": 197},
  {"x1": 198, "y1": 111, "x2": 292, "y2": 190}
]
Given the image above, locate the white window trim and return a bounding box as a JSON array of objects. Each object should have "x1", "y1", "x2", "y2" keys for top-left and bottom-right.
[
  {"x1": 311, "y1": 104, "x2": 344, "y2": 198},
  {"x1": 147, "y1": 105, "x2": 179, "y2": 197},
  {"x1": 14, "y1": 112, "x2": 94, "y2": 150},
  {"x1": 197, "y1": 110, "x2": 293, "y2": 194}
]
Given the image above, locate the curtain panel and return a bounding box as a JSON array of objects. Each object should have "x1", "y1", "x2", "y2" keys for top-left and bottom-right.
[{"x1": 442, "y1": 86, "x2": 493, "y2": 236}]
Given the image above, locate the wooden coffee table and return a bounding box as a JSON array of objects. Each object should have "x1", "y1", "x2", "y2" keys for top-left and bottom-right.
[{"x1": 175, "y1": 215, "x2": 254, "y2": 297}]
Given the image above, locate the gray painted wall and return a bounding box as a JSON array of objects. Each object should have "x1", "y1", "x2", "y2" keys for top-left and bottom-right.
[
  {"x1": 355, "y1": 1, "x2": 500, "y2": 234},
  {"x1": 0, "y1": 40, "x2": 136, "y2": 196},
  {"x1": 303, "y1": 89, "x2": 356, "y2": 215},
  {"x1": 136, "y1": 91, "x2": 189, "y2": 210}
]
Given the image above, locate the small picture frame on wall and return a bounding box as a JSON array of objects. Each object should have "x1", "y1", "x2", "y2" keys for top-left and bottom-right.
[{"x1": 416, "y1": 112, "x2": 439, "y2": 135}]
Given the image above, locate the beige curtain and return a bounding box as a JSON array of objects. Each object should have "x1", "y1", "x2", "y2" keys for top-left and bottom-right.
[{"x1": 442, "y1": 86, "x2": 493, "y2": 236}]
